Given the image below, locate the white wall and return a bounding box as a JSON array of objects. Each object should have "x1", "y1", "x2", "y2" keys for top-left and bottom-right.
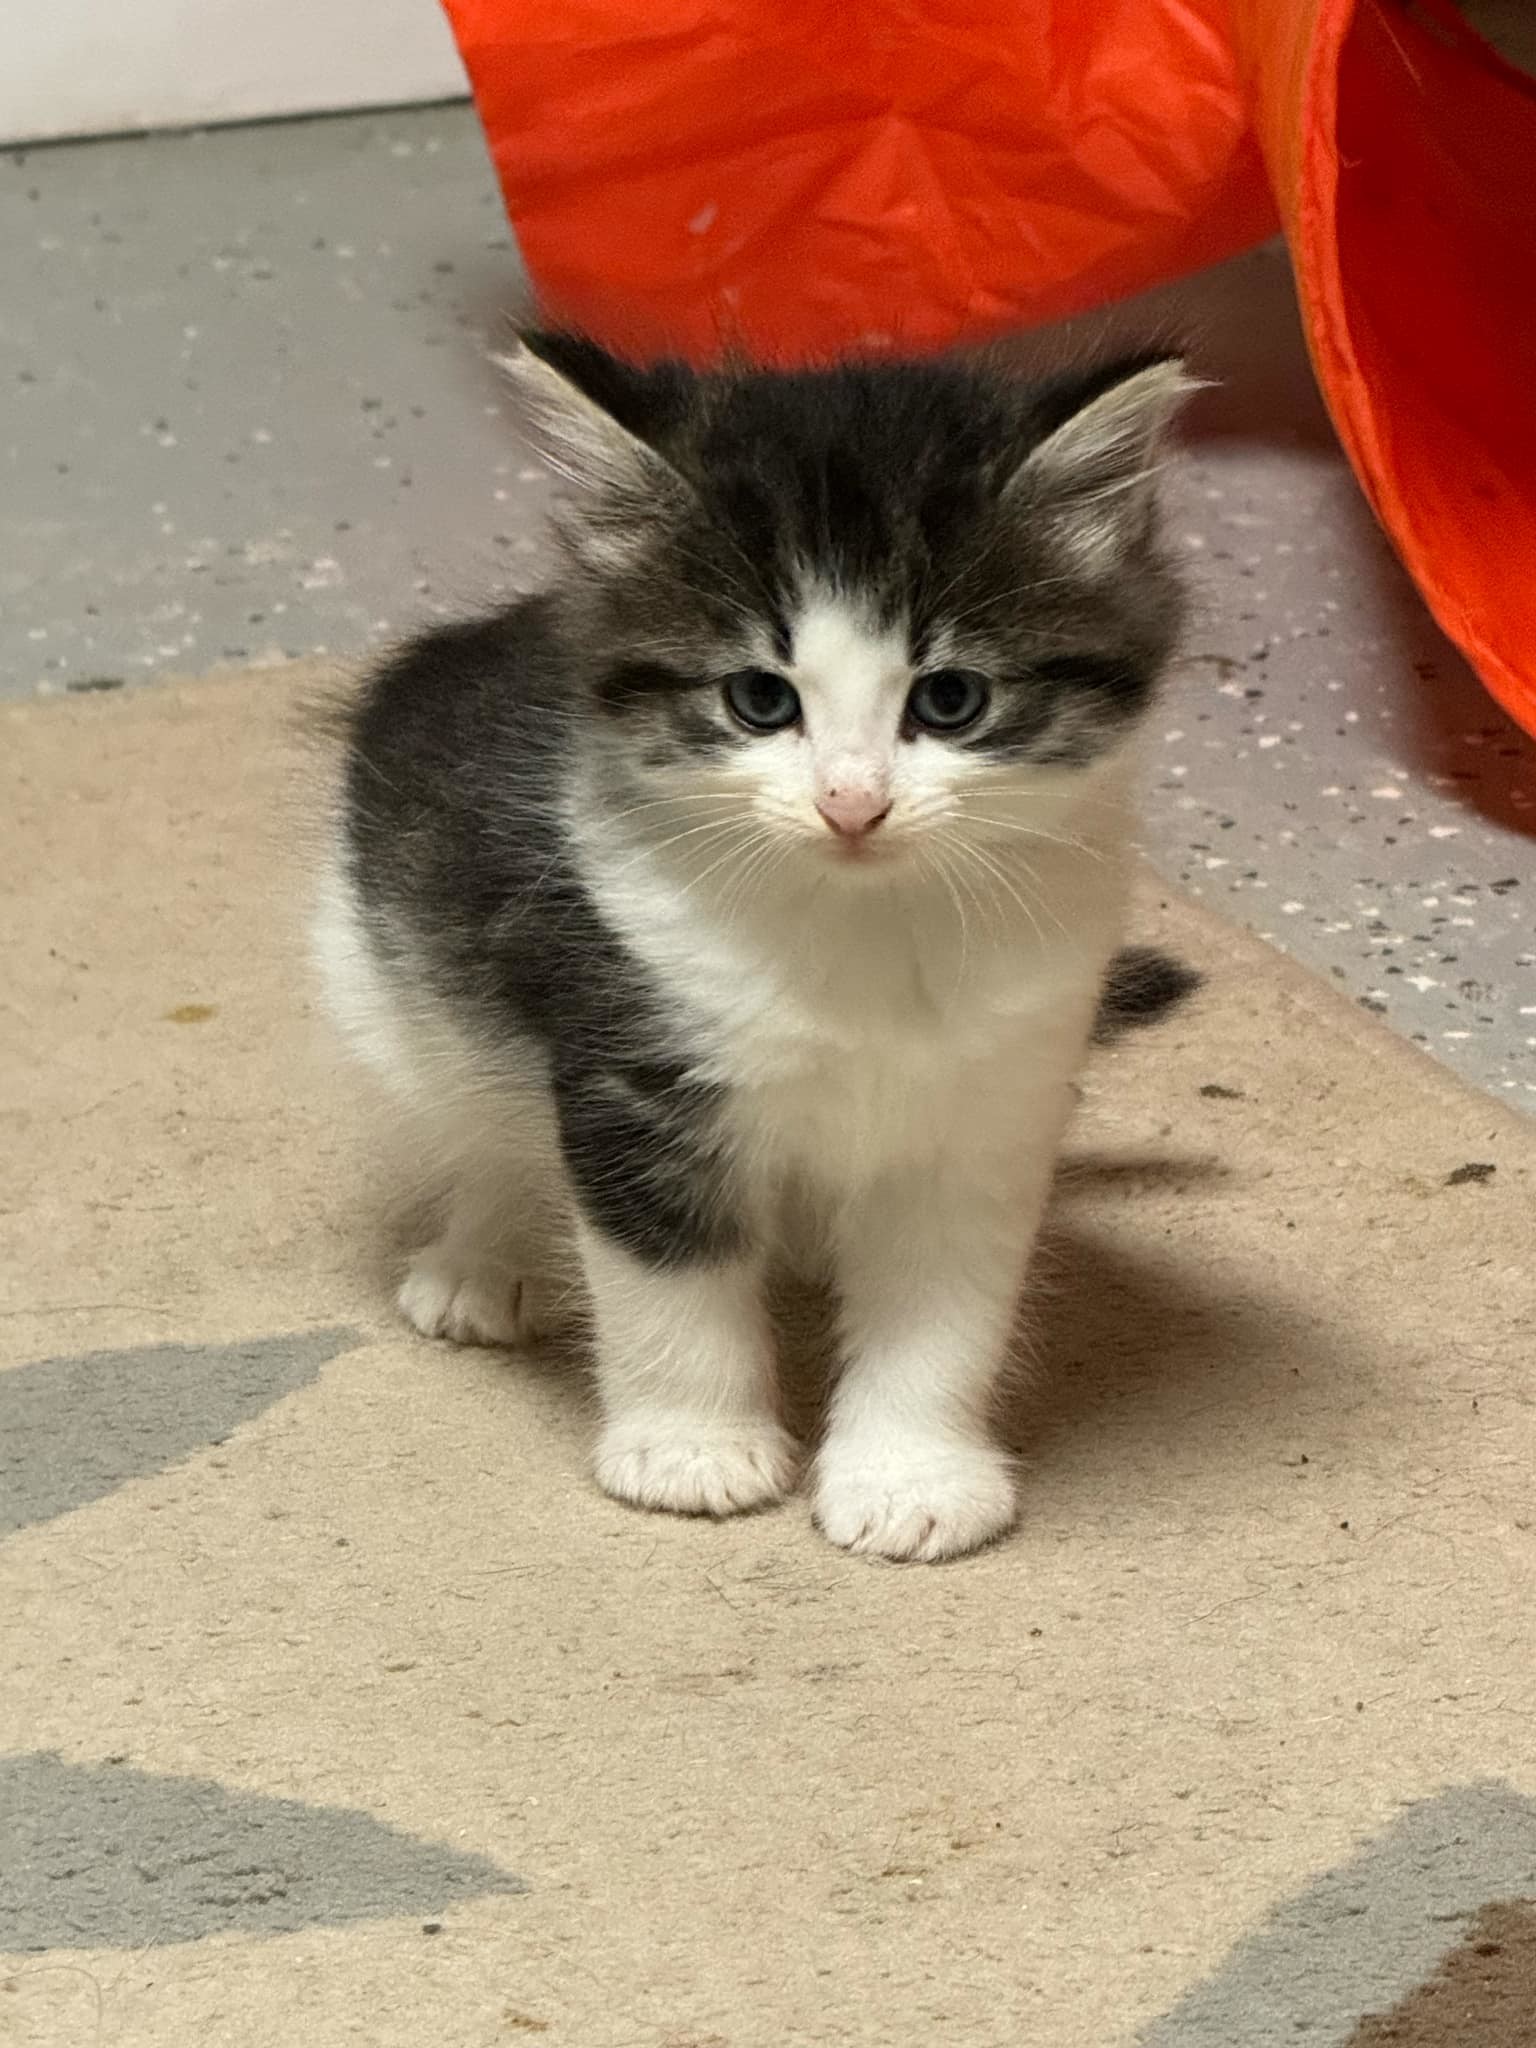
[{"x1": 0, "y1": 0, "x2": 469, "y2": 146}]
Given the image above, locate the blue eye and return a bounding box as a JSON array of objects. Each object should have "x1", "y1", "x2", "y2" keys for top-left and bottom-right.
[
  {"x1": 906, "y1": 669, "x2": 990, "y2": 733},
  {"x1": 723, "y1": 668, "x2": 801, "y2": 733}
]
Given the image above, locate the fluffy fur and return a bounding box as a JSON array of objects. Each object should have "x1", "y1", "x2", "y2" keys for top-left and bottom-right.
[{"x1": 314, "y1": 335, "x2": 1198, "y2": 1561}]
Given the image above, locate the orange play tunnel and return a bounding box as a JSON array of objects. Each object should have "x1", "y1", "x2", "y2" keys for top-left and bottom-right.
[{"x1": 442, "y1": 0, "x2": 1536, "y2": 735}]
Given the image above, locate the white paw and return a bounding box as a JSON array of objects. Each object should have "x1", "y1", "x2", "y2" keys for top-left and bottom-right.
[
  {"x1": 813, "y1": 1439, "x2": 1017, "y2": 1562},
  {"x1": 397, "y1": 1243, "x2": 549, "y2": 1348},
  {"x1": 595, "y1": 1416, "x2": 799, "y2": 1518}
]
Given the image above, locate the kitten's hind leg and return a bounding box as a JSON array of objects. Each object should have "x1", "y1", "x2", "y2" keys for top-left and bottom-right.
[
  {"x1": 399, "y1": 1212, "x2": 539, "y2": 1347},
  {"x1": 397, "y1": 1134, "x2": 569, "y2": 1350}
]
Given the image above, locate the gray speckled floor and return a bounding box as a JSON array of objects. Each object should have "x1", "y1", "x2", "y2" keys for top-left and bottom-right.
[
  {"x1": 2, "y1": 112, "x2": 536, "y2": 681},
  {"x1": 5, "y1": 105, "x2": 1536, "y2": 1106}
]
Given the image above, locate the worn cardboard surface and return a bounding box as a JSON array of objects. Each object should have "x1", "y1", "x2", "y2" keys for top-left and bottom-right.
[{"x1": 3, "y1": 668, "x2": 1535, "y2": 2046}]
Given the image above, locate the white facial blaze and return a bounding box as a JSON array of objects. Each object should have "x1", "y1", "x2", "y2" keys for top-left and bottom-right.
[{"x1": 786, "y1": 595, "x2": 910, "y2": 825}]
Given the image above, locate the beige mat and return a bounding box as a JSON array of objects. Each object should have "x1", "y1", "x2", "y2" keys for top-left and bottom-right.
[{"x1": 3, "y1": 667, "x2": 1535, "y2": 2048}]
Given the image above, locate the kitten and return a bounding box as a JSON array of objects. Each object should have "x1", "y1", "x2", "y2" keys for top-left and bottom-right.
[{"x1": 314, "y1": 334, "x2": 1198, "y2": 1562}]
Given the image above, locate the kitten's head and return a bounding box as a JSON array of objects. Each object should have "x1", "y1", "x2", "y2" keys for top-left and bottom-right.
[{"x1": 504, "y1": 334, "x2": 1196, "y2": 873}]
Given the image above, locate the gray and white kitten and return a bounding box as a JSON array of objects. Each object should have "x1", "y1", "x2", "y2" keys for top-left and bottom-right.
[{"x1": 314, "y1": 334, "x2": 1199, "y2": 1562}]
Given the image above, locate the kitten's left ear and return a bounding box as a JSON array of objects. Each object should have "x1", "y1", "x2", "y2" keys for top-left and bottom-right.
[
  {"x1": 494, "y1": 336, "x2": 693, "y2": 505},
  {"x1": 1005, "y1": 355, "x2": 1205, "y2": 571}
]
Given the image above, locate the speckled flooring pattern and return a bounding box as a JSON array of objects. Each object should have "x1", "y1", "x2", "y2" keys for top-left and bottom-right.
[{"x1": 5, "y1": 104, "x2": 1535, "y2": 1105}]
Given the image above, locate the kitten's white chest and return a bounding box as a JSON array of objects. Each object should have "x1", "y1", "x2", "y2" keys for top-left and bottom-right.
[
  {"x1": 654, "y1": 894, "x2": 1081, "y2": 1184},
  {"x1": 739, "y1": 1028, "x2": 970, "y2": 1182},
  {"x1": 586, "y1": 806, "x2": 1123, "y2": 1189}
]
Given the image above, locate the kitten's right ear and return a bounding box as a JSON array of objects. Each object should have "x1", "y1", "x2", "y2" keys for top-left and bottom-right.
[
  {"x1": 1004, "y1": 353, "x2": 1204, "y2": 572},
  {"x1": 495, "y1": 336, "x2": 693, "y2": 505}
]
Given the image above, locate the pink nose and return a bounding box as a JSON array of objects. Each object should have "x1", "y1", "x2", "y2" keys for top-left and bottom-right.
[{"x1": 816, "y1": 788, "x2": 890, "y2": 839}]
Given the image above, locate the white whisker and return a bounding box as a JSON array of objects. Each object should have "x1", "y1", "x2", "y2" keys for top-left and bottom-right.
[{"x1": 952, "y1": 812, "x2": 1114, "y2": 867}]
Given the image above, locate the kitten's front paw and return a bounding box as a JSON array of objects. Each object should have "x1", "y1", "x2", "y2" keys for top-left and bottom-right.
[
  {"x1": 595, "y1": 1417, "x2": 799, "y2": 1518},
  {"x1": 398, "y1": 1243, "x2": 549, "y2": 1348},
  {"x1": 814, "y1": 1439, "x2": 1017, "y2": 1562}
]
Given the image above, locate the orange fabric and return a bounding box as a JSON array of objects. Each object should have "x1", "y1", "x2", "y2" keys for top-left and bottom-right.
[
  {"x1": 446, "y1": 0, "x2": 1277, "y2": 358},
  {"x1": 1233, "y1": 0, "x2": 1536, "y2": 736},
  {"x1": 443, "y1": 0, "x2": 1536, "y2": 732}
]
